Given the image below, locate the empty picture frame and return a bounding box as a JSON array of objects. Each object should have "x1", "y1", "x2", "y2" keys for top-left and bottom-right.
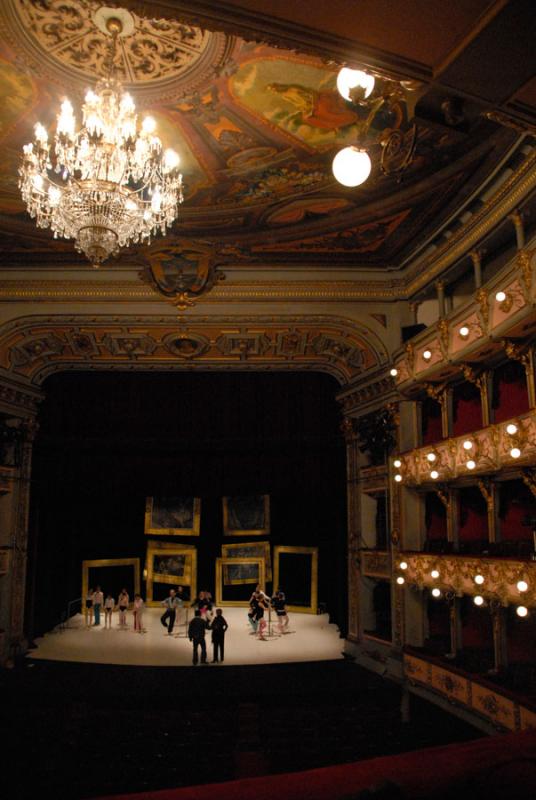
[
  {"x1": 145, "y1": 496, "x2": 201, "y2": 536},
  {"x1": 145, "y1": 540, "x2": 197, "y2": 607},
  {"x1": 223, "y1": 495, "x2": 270, "y2": 536},
  {"x1": 221, "y1": 540, "x2": 272, "y2": 581},
  {"x1": 82, "y1": 558, "x2": 141, "y2": 607},
  {"x1": 215, "y1": 557, "x2": 265, "y2": 607},
  {"x1": 273, "y1": 546, "x2": 318, "y2": 614}
]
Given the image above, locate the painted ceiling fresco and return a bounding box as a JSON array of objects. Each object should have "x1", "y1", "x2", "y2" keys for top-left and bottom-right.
[{"x1": 0, "y1": 0, "x2": 517, "y2": 268}]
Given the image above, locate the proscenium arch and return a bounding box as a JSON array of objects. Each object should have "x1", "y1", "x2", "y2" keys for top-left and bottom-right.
[{"x1": 0, "y1": 313, "x2": 389, "y2": 389}]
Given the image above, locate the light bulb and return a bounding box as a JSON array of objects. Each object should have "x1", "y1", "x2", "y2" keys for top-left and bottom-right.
[
  {"x1": 396, "y1": 576, "x2": 405, "y2": 585},
  {"x1": 427, "y1": 453, "x2": 436, "y2": 462},
  {"x1": 510, "y1": 447, "x2": 521, "y2": 459},
  {"x1": 48, "y1": 186, "x2": 61, "y2": 206},
  {"x1": 432, "y1": 588, "x2": 441, "y2": 598},
  {"x1": 57, "y1": 99, "x2": 75, "y2": 136},
  {"x1": 495, "y1": 291, "x2": 507, "y2": 303},
  {"x1": 120, "y1": 93, "x2": 135, "y2": 113},
  {"x1": 459, "y1": 325, "x2": 470, "y2": 338},
  {"x1": 332, "y1": 147, "x2": 371, "y2": 187},
  {"x1": 467, "y1": 460, "x2": 476, "y2": 470},
  {"x1": 390, "y1": 368, "x2": 398, "y2": 377},
  {"x1": 142, "y1": 116, "x2": 157, "y2": 134},
  {"x1": 399, "y1": 562, "x2": 408, "y2": 570},
  {"x1": 474, "y1": 595, "x2": 484, "y2": 606},
  {"x1": 394, "y1": 474, "x2": 402, "y2": 483},
  {"x1": 34, "y1": 123, "x2": 48, "y2": 144},
  {"x1": 431, "y1": 569, "x2": 440, "y2": 579},
  {"x1": 517, "y1": 580, "x2": 528, "y2": 593},
  {"x1": 85, "y1": 90, "x2": 98, "y2": 104},
  {"x1": 463, "y1": 440, "x2": 473, "y2": 450},
  {"x1": 336, "y1": 67, "x2": 375, "y2": 101},
  {"x1": 430, "y1": 470, "x2": 439, "y2": 480},
  {"x1": 393, "y1": 459, "x2": 402, "y2": 468},
  {"x1": 474, "y1": 574, "x2": 484, "y2": 585},
  {"x1": 516, "y1": 605, "x2": 528, "y2": 618},
  {"x1": 163, "y1": 148, "x2": 180, "y2": 171},
  {"x1": 423, "y1": 350, "x2": 432, "y2": 360},
  {"x1": 506, "y1": 423, "x2": 518, "y2": 435},
  {"x1": 125, "y1": 198, "x2": 138, "y2": 212}
]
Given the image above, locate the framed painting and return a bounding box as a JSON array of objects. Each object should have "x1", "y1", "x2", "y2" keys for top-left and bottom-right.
[
  {"x1": 145, "y1": 540, "x2": 197, "y2": 607},
  {"x1": 82, "y1": 558, "x2": 140, "y2": 607},
  {"x1": 221, "y1": 540, "x2": 272, "y2": 581},
  {"x1": 273, "y1": 546, "x2": 318, "y2": 614},
  {"x1": 215, "y1": 557, "x2": 265, "y2": 607},
  {"x1": 223, "y1": 495, "x2": 270, "y2": 536},
  {"x1": 145, "y1": 496, "x2": 201, "y2": 536}
]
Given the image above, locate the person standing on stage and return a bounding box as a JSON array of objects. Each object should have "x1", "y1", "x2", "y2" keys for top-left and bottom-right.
[
  {"x1": 188, "y1": 609, "x2": 209, "y2": 664},
  {"x1": 160, "y1": 588, "x2": 179, "y2": 635},
  {"x1": 248, "y1": 592, "x2": 259, "y2": 634},
  {"x1": 117, "y1": 588, "x2": 129, "y2": 628},
  {"x1": 133, "y1": 593, "x2": 145, "y2": 633},
  {"x1": 85, "y1": 587, "x2": 94, "y2": 628},
  {"x1": 272, "y1": 590, "x2": 289, "y2": 634},
  {"x1": 255, "y1": 593, "x2": 269, "y2": 641},
  {"x1": 210, "y1": 608, "x2": 228, "y2": 663},
  {"x1": 104, "y1": 593, "x2": 115, "y2": 629},
  {"x1": 92, "y1": 586, "x2": 104, "y2": 626}
]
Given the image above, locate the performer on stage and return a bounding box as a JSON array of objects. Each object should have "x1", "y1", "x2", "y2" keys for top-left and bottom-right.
[
  {"x1": 133, "y1": 593, "x2": 145, "y2": 633},
  {"x1": 255, "y1": 593, "x2": 269, "y2": 641},
  {"x1": 188, "y1": 609, "x2": 209, "y2": 665},
  {"x1": 272, "y1": 590, "x2": 289, "y2": 634},
  {"x1": 104, "y1": 593, "x2": 115, "y2": 629},
  {"x1": 160, "y1": 588, "x2": 180, "y2": 635},
  {"x1": 248, "y1": 592, "x2": 259, "y2": 633},
  {"x1": 117, "y1": 588, "x2": 129, "y2": 628},
  {"x1": 85, "y1": 587, "x2": 94, "y2": 628},
  {"x1": 92, "y1": 586, "x2": 104, "y2": 626},
  {"x1": 210, "y1": 608, "x2": 228, "y2": 663}
]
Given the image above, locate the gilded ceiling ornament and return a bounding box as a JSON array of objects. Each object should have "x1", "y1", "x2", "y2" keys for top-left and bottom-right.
[{"x1": 141, "y1": 240, "x2": 225, "y2": 309}]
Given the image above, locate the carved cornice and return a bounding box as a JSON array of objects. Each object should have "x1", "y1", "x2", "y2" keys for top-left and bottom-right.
[
  {"x1": 0, "y1": 314, "x2": 388, "y2": 386},
  {"x1": 338, "y1": 374, "x2": 398, "y2": 414},
  {"x1": 397, "y1": 552, "x2": 536, "y2": 608}
]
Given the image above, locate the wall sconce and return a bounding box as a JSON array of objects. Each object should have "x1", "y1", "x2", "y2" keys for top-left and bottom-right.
[{"x1": 494, "y1": 287, "x2": 524, "y2": 313}]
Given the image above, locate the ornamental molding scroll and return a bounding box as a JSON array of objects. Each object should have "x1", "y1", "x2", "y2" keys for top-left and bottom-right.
[
  {"x1": 0, "y1": 314, "x2": 387, "y2": 386},
  {"x1": 395, "y1": 407, "x2": 536, "y2": 485},
  {"x1": 397, "y1": 552, "x2": 536, "y2": 608},
  {"x1": 0, "y1": 0, "x2": 232, "y2": 101}
]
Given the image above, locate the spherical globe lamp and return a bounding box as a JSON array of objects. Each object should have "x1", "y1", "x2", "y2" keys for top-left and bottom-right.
[
  {"x1": 336, "y1": 68, "x2": 375, "y2": 101},
  {"x1": 332, "y1": 147, "x2": 372, "y2": 187}
]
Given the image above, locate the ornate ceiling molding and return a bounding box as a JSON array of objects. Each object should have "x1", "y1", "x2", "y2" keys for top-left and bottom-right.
[{"x1": 0, "y1": 314, "x2": 388, "y2": 386}]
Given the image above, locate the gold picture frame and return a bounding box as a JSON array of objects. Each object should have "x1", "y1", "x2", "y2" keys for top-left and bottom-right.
[
  {"x1": 145, "y1": 496, "x2": 201, "y2": 536},
  {"x1": 223, "y1": 495, "x2": 270, "y2": 537},
  {"x1": 82, "y1": 558, "x2": 141, "y2": 606},
  {"x1": 215, "y1": 557, "x2": 265, "y2": 606},
  {"x1": 221, "y1": 540, "x2": 272, "y2": 581},
  {"x1": 273, "y1": 545, "x2": 318, "y2": 614},
  {"x1": 145, "y1": 541, "x2": 197, "y2": 607}
]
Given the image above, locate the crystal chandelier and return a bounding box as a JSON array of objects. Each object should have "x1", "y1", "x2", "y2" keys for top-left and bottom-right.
[{"x1": 19, "y1": 13, "x2": 183, "y2": 267}]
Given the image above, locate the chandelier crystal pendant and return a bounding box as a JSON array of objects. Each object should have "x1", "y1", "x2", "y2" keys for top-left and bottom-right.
[{"x1": 19, "y1": 11, "x2": 183, "y2": 267}]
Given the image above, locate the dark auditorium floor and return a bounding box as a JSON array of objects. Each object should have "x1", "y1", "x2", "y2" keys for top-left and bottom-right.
[{"x1": 1, "y1": 659, "x2": 481, "y2": 799}]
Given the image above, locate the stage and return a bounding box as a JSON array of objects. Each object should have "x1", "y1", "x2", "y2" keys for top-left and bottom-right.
[{"x1": 28, "y1": 607, "x2": 343, "y2": 667}]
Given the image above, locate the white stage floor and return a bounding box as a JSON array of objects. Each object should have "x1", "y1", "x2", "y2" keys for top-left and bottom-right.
[{"x1": 28, "y1": 607, "x2": 344, "y2": 667}]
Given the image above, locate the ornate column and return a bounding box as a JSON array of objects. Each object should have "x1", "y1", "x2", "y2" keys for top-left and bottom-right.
[
  {"x1": 478, "y1": 479, "x2": 498, "y2": 543},
  {"x1": 342, "y1": 416, "x2": 360, "y2": 642},
  {"x1": 0, "y1": 377, "x2": 42, "y2": 665},
  {"x1": 462, "y1": 364, "x2": 490, "y2": 427}
]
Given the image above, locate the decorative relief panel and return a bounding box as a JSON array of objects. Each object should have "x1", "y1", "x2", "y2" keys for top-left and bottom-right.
[
  {"x1": 397, "y1": 552, "x2": 536, "y2": 608},
  {"x1": 0, "y1": 315, "x2": 385, "y2": 385},
  {"x1": 361, "y1": 550, "x2": 391, "y2": 578},
  {"x1": 404, "y1": 653, "x2": 534, "y2": 732},
  {"x1": 396, "y1": 408, "x2": 536, "y2": 484}
]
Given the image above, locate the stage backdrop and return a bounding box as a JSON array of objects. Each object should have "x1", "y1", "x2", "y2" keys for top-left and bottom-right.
[{"x1": 26, "y1": 371, "x2": 347, "y2": 637}]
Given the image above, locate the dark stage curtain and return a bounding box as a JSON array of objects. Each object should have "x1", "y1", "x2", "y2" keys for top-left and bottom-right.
[{"x1": 26, "y1": 372, "x2": 347, "y2": 637}]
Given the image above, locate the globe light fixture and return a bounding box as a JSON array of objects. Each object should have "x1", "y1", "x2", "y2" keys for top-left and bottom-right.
[
  {"x1": 463, "y1": 440, "x2": 473, "y2": 450},
  {"x1": 474, "y1": 574, "x2": 485, "y2": 585},
  {"x1": 431, "y1": 569, "x2": 440, "y2": 579},
  {"x1": 399, "y1": 561, "x2": 408, "y2": 570},
  {"x1": 430, "y1": 470, "x2": 439, "y2": 480},
  {"x1": 390, "y1": 368, "x2": 398, "y2": 377},
  {"x1": 332, "y1": 146, "x2": 372, "y2": 187},
  {"x1": 431, "y1": 588, "x2": 441, "y2": 598},
  {"x1": 517, "y1": 605, "x2": 529, "y2": 618},
  {"x1": 495, "y1": 291, "x2": 507, "y2": 303},
  {"x1": 423, "y1": 350, "x2": 432, "y2": 361},
  {"x1": 467, "y1": 460, "x2": 476, "y2": 470},
  {"x1": 396, "y1": 576, "x2": 405, "y2": 585},
  {"x1": 517, "y1": 580, "x2": 528, "y2": 593},
  {"x1": 474, "y1": 595, "x2": 484, "y2": 606},
  {"x1": 510, "y1": 447, "x2": 522, "y2": 459},
  {"x1": 506, "y1": 423, "x2": 518, "y2": 435},
  {"x1": 459, "y1": 325, "x2": 470, "y2": 338},
  {"x1": 19, "y1": 11, "x2": 183, "y2": 266},
  {"x1": 394, "y1": 474, "x2": 403, "y2": 483},
  {"x1": 393, "y1": 459, "x2": 402, "y2": 468},
  {"x1": 336, "y1": 68, "x2": 375, "y2": 102}
]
